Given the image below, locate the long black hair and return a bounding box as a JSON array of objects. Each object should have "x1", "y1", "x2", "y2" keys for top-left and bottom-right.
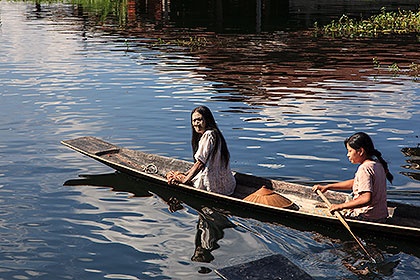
[
  {"x1": 191, "y1": 106, "x2": 230, "y2": 167},
  {"x1": 345, "y1": 132, "x2": 393, "y2": 183}
]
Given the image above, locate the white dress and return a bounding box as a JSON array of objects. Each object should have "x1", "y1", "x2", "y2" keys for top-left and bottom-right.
[{"x1": 191, "y1": 130, "x2": 236, "y2": 195}]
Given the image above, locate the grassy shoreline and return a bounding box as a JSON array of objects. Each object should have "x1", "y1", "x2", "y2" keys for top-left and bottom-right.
[{"x1": 314, "y1": 8, "x2": 420, "y2": 38}]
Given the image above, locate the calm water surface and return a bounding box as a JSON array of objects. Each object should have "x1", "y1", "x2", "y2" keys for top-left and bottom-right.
[{"x1": 1, "y1": 1, "x2": 420, "y2": 279}]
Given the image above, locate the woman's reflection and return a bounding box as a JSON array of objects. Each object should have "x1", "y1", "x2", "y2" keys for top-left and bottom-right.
[{"x1": 191, "y1": 207, "x2": 236, "y2": 263}]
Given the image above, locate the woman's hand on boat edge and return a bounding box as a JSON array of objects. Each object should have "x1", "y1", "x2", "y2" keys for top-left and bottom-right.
[
  {"x1": 312, "y1": 184, "x2": 329, "y2": 193},
  {"x1": 166, "y1": 171, "x2": 187, "y2": 185}
]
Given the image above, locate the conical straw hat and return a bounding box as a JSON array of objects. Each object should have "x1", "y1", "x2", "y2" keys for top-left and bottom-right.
[{"x1": 244, "y1": 185, "x2": 293, "y2": 208}]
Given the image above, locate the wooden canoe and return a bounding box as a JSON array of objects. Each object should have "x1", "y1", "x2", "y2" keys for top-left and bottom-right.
[{"x1": 61, "y1": 136, "x2": 420, "y2": 239}]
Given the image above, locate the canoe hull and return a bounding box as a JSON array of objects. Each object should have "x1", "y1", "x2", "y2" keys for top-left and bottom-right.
[{"x1": 62, "y1": 136, "x2": 420, "y2": 239}]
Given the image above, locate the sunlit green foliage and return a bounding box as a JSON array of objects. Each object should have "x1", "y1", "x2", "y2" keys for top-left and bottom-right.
[
  {"x1": 13, "y1": 0, "x2": 128, "y2": 26},
  {"x1": 314, "y1": 7, "x2": 420, "y2": 38},
  {"x1": 71, "y1": 0, "x2": 129, "y2": 26}
]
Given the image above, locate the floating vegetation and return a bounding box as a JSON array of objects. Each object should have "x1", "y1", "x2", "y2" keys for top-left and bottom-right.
[
  {"x1": 314, "y1": 7, "x2": 420, "y2": 38},
  {"x1": 154, "y1": 36, "x2": 209, "y2": 50},
  {"x1": 372, "y1": 57, "x2": 420, "y2": 80}
]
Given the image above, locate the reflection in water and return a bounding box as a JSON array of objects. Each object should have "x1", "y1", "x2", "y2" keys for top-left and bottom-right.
[
  {"x1": 158, "y1": 194, "x2": 236, "y2": 267},
  {"x1": 401, "y1": 146, "x2": 420, "y2": 182},
  {"x1": 311, "y1": 233, "x2": 400, "y2": 280},
  {"x1": 4, "y1": 0, "x2": 420, "y2": 185},
  {"x1": 401, "y1": 146, "x2": 420, "y2": 157},
  {"x1": 190, "y1": 33, "x2": 420, "y2": 145},
  {"x1": 340, "y1": 241, "x2": 400, "y2": 280},
  {"x1": 48, "y1": 0, "x2": 420, "y2": 145},
  {"x1": 75, "y1": 0, "x2": 420, "y2": 33},
  {"x1": 64, "y1": 172, "x2": 236, "y2": 267},
  {"x1": 2, "y1": 1, "x2": 420, "y2": 279},
  {"x1": 63, "y1": 172, "x2": 416, "y2": 279},
  {"x1": 64, "y1": 173, "x2": 154, "y2": 198},
  {"x1": 166, "y1": 196, "x2": 185, "y2": 213},
  {"x1": 191, "y1": 207, "x2": 236, "y2": 264}
]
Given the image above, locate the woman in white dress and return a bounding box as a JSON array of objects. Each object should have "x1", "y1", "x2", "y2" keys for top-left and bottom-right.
[{"x1": 167, "y1": 106, "x2": 236, "y2": 195}]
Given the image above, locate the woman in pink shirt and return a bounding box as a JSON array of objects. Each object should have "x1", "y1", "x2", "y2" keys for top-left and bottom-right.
[{"x1": 313, "y1": 132, "x2": 393, "y2": 222}]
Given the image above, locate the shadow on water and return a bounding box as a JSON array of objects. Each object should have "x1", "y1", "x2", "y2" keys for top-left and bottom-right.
[{"x1": 63, "y1": 172, "x2": 420, "y2": 272}]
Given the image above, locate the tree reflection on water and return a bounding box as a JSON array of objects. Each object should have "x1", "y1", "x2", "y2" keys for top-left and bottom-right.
[{"x1": 401, "y1": 145, "x2": 420, "y2": 182}]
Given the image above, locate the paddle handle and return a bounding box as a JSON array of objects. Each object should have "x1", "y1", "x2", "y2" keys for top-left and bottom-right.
[
  {"x1": 316, "y1": 190, "x2": 351, "y2": 230},
  {"x1": 316, "y1": 190, "x2": 376, "y2": 263}
]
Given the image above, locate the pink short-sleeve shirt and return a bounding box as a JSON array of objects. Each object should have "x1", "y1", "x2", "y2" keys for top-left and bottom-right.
[{"x1": 352, "y1": 160, "x2": 388, "y2": 221}]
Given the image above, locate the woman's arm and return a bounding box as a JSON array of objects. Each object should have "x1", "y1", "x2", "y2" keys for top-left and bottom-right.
[
  {"x1": 312, "y1": 179, "x2": 354, "y2": 193},
  {"x1": 329, "y1": 191, "x2": 372, "y2": 212},
  {"x1": 168, "y1": 161, "x2": 204, "y2": 185},
  {"x1": 181, "y1": 160, "x2": 204, "y2": 184}
]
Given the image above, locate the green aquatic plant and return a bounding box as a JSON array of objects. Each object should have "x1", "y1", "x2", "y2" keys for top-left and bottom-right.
[
  {"x1": 315, "y1": 7, "x2": 420, "y2": 38},
  {"x1": 176, "y1": 36, "x2": 208, "y2": 48},
  {"x1": 154, "y1": 36, "x2": 209, "y2": 50},
  {"x1": 409, "y1": 62, "x2": 420, "y2": 77},
  {"x1": 372, "y1": 57, "x2": 381, "y2": 69},
  {"x1": 372, "y1": 57, "x2": 420, "y2": 80},
  {"x1": 389, "y1": 63, "x2": 401, "y2": 76}
]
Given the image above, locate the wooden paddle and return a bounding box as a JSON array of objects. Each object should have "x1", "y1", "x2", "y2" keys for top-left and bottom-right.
[{"x1": 316, "y1": 190, "x2": 377, "y2": 263}]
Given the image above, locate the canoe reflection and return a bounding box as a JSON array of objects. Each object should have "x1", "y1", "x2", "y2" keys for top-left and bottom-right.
[
  {"x1": 64, "y1": 171, "x2": 236, "y2": 264},
  {"x1": 63, "y1": 172, "x2": 154, "y2": 198},
  {"x1": 63, "y1": 171, "x2": 420, "y2": 260}
]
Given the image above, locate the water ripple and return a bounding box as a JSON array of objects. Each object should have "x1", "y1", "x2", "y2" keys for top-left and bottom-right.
[{"x1": 1, "y1": 1, "x2": 420, "y2": 279}]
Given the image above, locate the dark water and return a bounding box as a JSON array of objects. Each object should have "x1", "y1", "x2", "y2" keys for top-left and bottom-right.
[{"x1": 1, "y1": 0, "x2": 420, "y2": 279}]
